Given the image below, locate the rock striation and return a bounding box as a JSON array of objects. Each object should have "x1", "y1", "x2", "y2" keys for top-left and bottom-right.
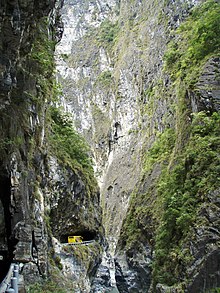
[
  {"x1": 0, "y1": 0, "x2": 220, "y2": 292},
  {"x1": 0, "y1": 0, "x2": 103, "y2": 291},
  {"x1": 56, "y1": 0, "x2": 220, "y2": 292}
]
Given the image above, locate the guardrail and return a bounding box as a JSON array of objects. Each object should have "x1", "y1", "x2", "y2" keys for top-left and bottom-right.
[{"x1": 0, "y1": 263, "x2": 19, "y2": 293}]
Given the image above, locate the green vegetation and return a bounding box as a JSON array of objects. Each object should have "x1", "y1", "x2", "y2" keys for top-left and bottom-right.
[
  {"x1": 164, "y1": 0, "x2": 220, "y2": 85},
  {"x1": 208, "y1": 289, "x2": 220, "y2": 293},
  {"x1": 153, "y1": 112, "x2": 220, "y2": 286},
  {"x1": 27, "y1": 253, "x2": 75, "y2": 293},
  {"x1": 29, "y1": 17, "x2": 56, "y2": 76},
  {"x1": 96, "y1": 70, "x2": 113, "y2": 87},
  {"x1": 120, "y1": 0, "x2": 220, "y2": 290},
  {"x1": 122, "y1": 110, "x2": 220, "y2": 286},
  {"x1": 0, "y1": 14, "x2": 59, "y2": 160},
  {"x1": 120, "y1": 127, "x2": 176, "y2": 250},
  {"x1": 25, "y1": 16, "x2": 60, "y2": 107},
  {"x1": 53, "y1": 255, "x2": 63, "y2": 271},
  {"x1": 49, "y1": 106, "x2": 93, "y2": 170},
  {"x1": 97, "y1": 19, "x2": 119, "y2": 49},
  {"x1": 62, "y1": 242, "x2": 102, "y2": 274},
  {"x1": 63, "y1": 242, "x2": 99, "y2": 261},
  {"x1": 120, "y1": 201, "x2": 142, "y2": 249},
  {"x1": 151, "y1": 1, "x2": 220, "y2": 286},
  {"x1": 27, "y1": 280, "x2": 68, "y2": 293},
  {"x1": 28, "y1": 249, "x2": 68, "y2": 292},
  {"x1": 143, "y1": 128, "x2": 176, "y2": 171},
  {"x1": 48, "y1": 106, "x2": 97, "y2": 195},
  {"x1": 0, "y1": 136, "x2": 23, "y2": 153},
  {"x1": 60, "y1": 53, "x2": 70, "y2": 61}
]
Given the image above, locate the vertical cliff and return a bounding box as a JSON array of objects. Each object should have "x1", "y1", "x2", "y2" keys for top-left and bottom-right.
[
  {"x1": 0, "y1": 0, "x2": 62, "y2": 281},
  {"x1": 56, "y1": 0, "x2": 220, "y2": 292},
  {"x1": 0, "y1": 0, "x2": 103, "y2": 292},
  {"x1": 1, "y1": 0, "x2": 220, "y2": 292}
]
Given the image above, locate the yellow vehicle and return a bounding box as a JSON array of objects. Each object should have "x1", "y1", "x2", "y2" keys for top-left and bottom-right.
[{"x1": 68, "y1": 236, "x2": 83, "y2": 243}]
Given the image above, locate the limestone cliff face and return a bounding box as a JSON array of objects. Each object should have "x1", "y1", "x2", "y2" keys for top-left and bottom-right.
[
  {"x1": 0, "y1": 0, "x2": 103, "y2": 291},
  {"x1": 0, "y1": 0, "x2": 62, "y2": 279},
  {"x1": 0, "y1": 0, "x2": 220, "y2": 292},
  {"x1": 57, "y1": 0, "x2": 220, "y2": 292}
]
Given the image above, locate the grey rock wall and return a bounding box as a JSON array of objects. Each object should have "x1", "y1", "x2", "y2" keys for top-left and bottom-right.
[
  {"x1": 55, "y1": 0, "x2": 220, "y2": 292},
  {"x1": 1, "y1": 0, "x2": 217, "y2": 291},
  {"x1": 0, "y1": 0, "x2": 63, "y2": 282},
  {"x1": 0, "y1": 0, "x2": 103, "y2": 290}
]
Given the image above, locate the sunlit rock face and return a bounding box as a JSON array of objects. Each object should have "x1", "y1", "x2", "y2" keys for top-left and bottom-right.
[
  {"x1": 56, "y1": 0, "x2": 144, "y2": 291},
  {"x1": 0, "y1": 0, "x2": 219, "y2": 291},
  {"x1": 56, "y1": 0, "x2": 220, "y2": 292}
]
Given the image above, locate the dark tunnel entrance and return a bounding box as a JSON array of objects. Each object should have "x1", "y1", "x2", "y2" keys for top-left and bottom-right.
[
  {"x1": 0, "y1": 174, "x2": 14, "y2": 283},
  {"x1": 60, "y1": 231, "x2": 97, "y2": 244}
]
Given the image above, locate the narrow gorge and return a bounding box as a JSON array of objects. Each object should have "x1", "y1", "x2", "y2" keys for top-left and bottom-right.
[{"x1": 0, "y1": 0, "x2": 220, "y2": 292}]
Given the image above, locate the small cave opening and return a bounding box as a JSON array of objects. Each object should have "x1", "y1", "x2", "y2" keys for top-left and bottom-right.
[
  {"x1": 0, "y1": 174, "x2": 15, "y2": 283},
  {"x1": 60, "y1": 230, "x2": 97, "y2": 244}
]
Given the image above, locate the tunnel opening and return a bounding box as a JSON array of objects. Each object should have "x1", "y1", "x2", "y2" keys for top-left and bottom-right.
[
  {"x1": 0, "y1": 173, "x2": 15, "y2": 283},
  {"x1": 60, "y1": 230, "x2": 97, "y2": 244}
]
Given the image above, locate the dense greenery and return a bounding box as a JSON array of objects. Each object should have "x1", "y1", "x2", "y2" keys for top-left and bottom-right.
[
  {"x1": 152, "y1": 0, "x2": 220, "y2": 287},
  {"x1": 120, "y1": 128, "x2": 176, "y2": 249},
  {"x1": 122, "y1": 110, "x2": 220, "y2": 286},
  {"x1": 29, "y1": 17, "x2": 56, "y2": 76},
  {"x1": 143, "y1": 128, "x2": 176, "y2": 171},
  {"x1": 153, "y1": 0, "x2": 220, "y2": 287},
  {"x1": 48, "y1": 105, "x2": 98, "y2": 198},
  {"x1": 164, "y1": 0, "x2": 220, "y2": 85},
  {"x1": 0, "y1": 136, "x2": 23, "y2": 153},
  {"x1": 97, "y1": 19, "x2": 119, "y2": 50},
  {"x1": 49, "y1": 106, "x2": 93, "y2": 172},
  {"x1": 62, "y1": 242, "x2": 102, "y2": 272},
  {"x1": 208, "y1": 289, "x2": 220, "y2": 293},
  {"x1": 153, "y1": 111, "x2": 220, "y2": 286},
  {"x1": 120, "y1": 0, "x2": 220, "y2": 290},
  {"x1": 27, "y1": 280, "x2": 68, "y2": 293}
]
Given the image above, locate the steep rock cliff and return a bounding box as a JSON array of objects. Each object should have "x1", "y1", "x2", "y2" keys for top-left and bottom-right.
[
  {"x1": 0, "y1": 0, "x2": 103, "y2": 291},
  {"x1": 56, "y1": 0, "x2": 220, "y2": 292},
  {"x1": 0, "y1": 0, "x2": 62, "y2": 280},
  {"x1": 1, "y1": 0, "x2": 220, "y2": 292}
]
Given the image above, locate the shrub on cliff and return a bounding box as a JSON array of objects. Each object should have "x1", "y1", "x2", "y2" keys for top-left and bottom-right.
[{"x1": 48, "y1": 106, "x2": 93, "y2": 173}]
